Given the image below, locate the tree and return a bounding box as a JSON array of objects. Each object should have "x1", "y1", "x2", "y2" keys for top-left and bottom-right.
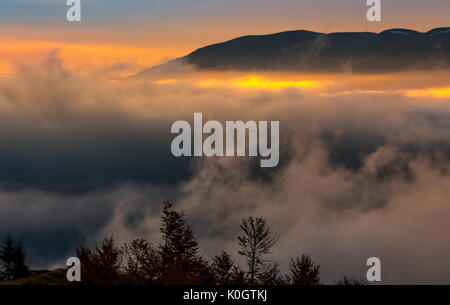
[
  {"x1": 158, "y1": 201, "x2": 211, "y2": 284},
  {"x1": 0, "y1": 234, "x2": 29, "y2": 281},
  {"x1": 257, "y1": 262, "x2": 286, "y2": 285},
  {"x1": 238, "y1": 217, "x2": 278, "y2": 285},
  {"x1": 213, "y1": 251, "x2": 246, "y2": 285},
  {"x1": 288, "y1": 254, "x2": 320, "y2": 285},
  {"x1": 212, "y1": 251, "x2": 234, "y2": 285},
  {"x1": 120, "y1": 238, "x2": 160, "y2": 283},
  {"x1": 212, "y1": 251, "x2": 249, "y2": 285},
  {"x1": 160, "y1": 201, "x2": 199, "y2": 263},
  {"x1": 76, "y1": 236, "x2": 121, "y2": 284}
]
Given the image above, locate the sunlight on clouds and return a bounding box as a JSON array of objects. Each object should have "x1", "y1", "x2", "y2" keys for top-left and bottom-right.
[
  {"x1": 232, "y1": 76, "x2": 323, "y2": 90},
  {"x1": 155, "y1": 78, "x2": 178, "y2": 84},
  {"x1": 150, "y1": 71, "x2": 450, "y2": 102},
  {"x1": 404, "y1": 87, "x2": 450, "y2": 99},
  {"x1": 196, "y1": 75, "x2": 327, "y2": 91}
]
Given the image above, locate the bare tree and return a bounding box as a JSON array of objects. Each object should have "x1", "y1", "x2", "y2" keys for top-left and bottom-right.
[{"x1": 238, "y1": 217, "x2": 278, "y2": 285}]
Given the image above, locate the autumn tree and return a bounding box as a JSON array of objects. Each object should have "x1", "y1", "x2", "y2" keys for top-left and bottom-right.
[
  {"x1": 0, "y1": 234, "x2": 29, "y2": 281},
  {"x1": 288, "y1": 254, "x2": 320, "y2": 285},
  {"x1": 120, "y1": 238, "x2": 160, "y2": 284},
  {"x1": 238, "y1": 217, "x2": 278, "y2": 285},
  {"x1": 70, "y1": 203, "x2": 329, "y2": 286},
  {"x1": 76, "y1": 236, "x2": 121, "y2": 284}
]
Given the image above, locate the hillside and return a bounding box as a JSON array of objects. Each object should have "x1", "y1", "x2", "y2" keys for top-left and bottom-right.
[{"x1": 0, "y1": 269, "x2": 68, "y2": 285}]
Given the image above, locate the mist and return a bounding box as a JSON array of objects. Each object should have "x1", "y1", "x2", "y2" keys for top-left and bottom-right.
[{"x1": 0, "y1": 54, "x2": 449, "y2": 284}]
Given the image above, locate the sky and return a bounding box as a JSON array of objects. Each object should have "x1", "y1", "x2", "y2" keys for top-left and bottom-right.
[{"x1": 0, "y1": 0, "x2": 449, "y2": 75}]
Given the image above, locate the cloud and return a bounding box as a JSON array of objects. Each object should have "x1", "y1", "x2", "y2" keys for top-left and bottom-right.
[{"x1": 0, "y1": 55, "x2": 449, "y2": 283}]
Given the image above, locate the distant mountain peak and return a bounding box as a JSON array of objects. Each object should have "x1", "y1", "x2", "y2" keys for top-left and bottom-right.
[
  {"x1": 182, "y1": 27, "x2": 450, "y2": 73},
  {"x1": 136, "y1": 27, "x2": 450, "y2": 77}
]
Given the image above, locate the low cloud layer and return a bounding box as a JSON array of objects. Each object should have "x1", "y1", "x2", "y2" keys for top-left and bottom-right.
[{"x1": 0, "y1": 55, "x2": 449, "y2": 283}]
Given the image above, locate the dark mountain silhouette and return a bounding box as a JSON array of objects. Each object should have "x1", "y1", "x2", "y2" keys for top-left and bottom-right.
[{"x1": 137, "y1": 27, "x2": 450, "y2": 76}]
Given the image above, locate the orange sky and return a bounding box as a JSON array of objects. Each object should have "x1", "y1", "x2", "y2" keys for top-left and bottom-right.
[
  {"x1": 0, "y1": 38, "x2": 185, "y2": 77},
  {"x1": 0, "y1": 0, "x2": 449, "y2": 76}
]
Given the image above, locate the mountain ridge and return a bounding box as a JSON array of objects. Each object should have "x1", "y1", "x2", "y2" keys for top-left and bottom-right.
[{"x1": 136, "y1": 27, "x2": 450, "y2": 76}]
